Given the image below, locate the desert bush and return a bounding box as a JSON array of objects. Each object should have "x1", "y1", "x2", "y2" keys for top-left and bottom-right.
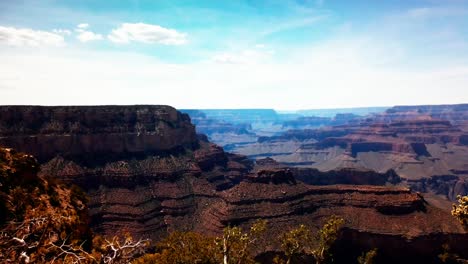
[
  {"x1": 134, "y1": 231, "x2": 219, "y2": 264},
  {"x1": 452, "y1": 195, "x2": 468, "y2": 229},
  {"x1": 277, "y1": 215, "x2": 345, "y2": 264},
  {"x1": 313, "y1": 215, "x2": 345, "y2": 264},
  {"x1": 216, "y1": 219, "x2": 268, "y2": 264},
  {"x1": 357, "y1": 248, "x2": 378, "y2": 264}
]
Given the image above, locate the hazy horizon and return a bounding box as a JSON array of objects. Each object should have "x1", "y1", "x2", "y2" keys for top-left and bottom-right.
[{"x1": 1, "y1": 0, "x2": 468, "y2": 109}]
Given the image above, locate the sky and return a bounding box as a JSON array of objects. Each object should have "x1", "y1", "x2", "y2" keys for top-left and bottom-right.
[{"x1": 0, "y1": 0, "x2": 468, "y2": 110}]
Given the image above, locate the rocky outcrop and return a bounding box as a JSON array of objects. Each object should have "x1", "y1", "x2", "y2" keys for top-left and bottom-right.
[
  {"x1": 259, "y1": 128, "x2": 352, "y2": 143},
  {"x1": 334, "y1": 229, "x2": 468, "y2": 264},
  {"x1": 218, "y1": 180, "x2": 467, "y2": 263},
  {"x1": 281, "y1": 116, "x2": 331, "y2": 128},
  {"x1": 180, "y1": 109, "x2": 259, "y2": 149},
  {"x1": 292, "y1": 167, "x2": 401, "y2": 186},
  {"x1": 1, "y1": 105, "x2": 467, "y2": 263},
  {"x1": 281, "y1": 113, "x2": 362, "y2": 129},
  {"x1": 460, "y1": 134, "x2": 468, "y2": 145},
  {"x1": 235, "y1": 109, "x2": 468, "y2": 203},
  {"x1": 386, "y1": 104, "x2": 468, "y2": 126},
  {"x1": 0, "y1": 105, "x2": 198, "y2": 163},
  {"x1": 0, "y1": 106, "x2": 246, "y2": 240},
  {"x1": 37, "y1": 138, "x2": 253, "y2": 239},
  {"x1": 181, "y1": 110, "x2": 253, "y2": 135},
  {"x1": 182, "y1": 109, "x2": 370, "y2": 150},
  {"x1": 408, "y1": 175, "x2": 468, "y2": 201}
]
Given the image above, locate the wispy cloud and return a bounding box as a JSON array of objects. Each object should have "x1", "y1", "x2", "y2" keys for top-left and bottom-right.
[
  {"x1": 77, "y1": 23, "x2": 89, "y2": 29},
  {"x1": 1, "y1": 0, "x2": 468, "y2": 108},
  {"x1": 76, "y1": 30, "x2": 103, "y2": 42},
  {"x1": 53, "y1": 29, "x2": 71, "y2": 36},
  {"x1": 0, "y1": 26, "x2": 64, "y2": 47},
  {"x1": 75, "y1": 24, "x2": 103, "y2": 43},
  {"x1": 260, "y1": 15, "x2": 327, "y2": 37},
  {"x1": 406, "y1": 6, "x2": 468, "y2": 19},
  {"x1": 107, "y1": 23, "x2": 187, "y2": 45},
  {"x1": 211, "y1": 45, "x2": 274, "y2": 64},
  {"x1": 2, "y1": 41, "x2": 467, "y2": 109}
]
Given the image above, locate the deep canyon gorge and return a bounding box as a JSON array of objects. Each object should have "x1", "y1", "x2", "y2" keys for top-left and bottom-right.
[{"x1": 0, "y1": 105, "x2": 467, "y2": 263}]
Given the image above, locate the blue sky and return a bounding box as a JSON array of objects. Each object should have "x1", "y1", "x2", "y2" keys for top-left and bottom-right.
[{"x1": 1, "y1": 0, "x2": 468, "y2": 109}]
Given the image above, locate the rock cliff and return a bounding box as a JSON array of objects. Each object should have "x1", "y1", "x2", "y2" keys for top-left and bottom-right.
[
  {"x1": 0, "y1": 105, "x2": 467, "y2": 262},
  {"x1": 236, "y1": 109, "x2": 468, "y2": 203},
  {"x1": 0, "y1": 105, "x2": 198, "y2": 163}
]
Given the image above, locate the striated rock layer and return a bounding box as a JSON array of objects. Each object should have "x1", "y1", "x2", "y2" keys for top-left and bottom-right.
[
  {"x1": 0, "y1": 105, "x2": 198, "y2": 163},
  {"x1": 0, "y1": 105, "x2": 467, "y2": 263},
  {"x1": 240, "y1": 108, "x2": 468, "y2": 203}
]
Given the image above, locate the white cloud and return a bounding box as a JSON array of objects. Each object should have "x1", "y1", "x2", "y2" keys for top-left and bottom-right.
[
  {"x1": 76, "y1": 30, "x2": 103, "y2": 43},
  {"x1": 0, "y1": 26, "x2": 64, "y2": 47},
  {"x1": 77, "y1": 23, "x2": 89, "y2": 29},
  {"x1": 1, "y1": 43, "x2": 467, "y2": 109},
  {"x1": 1, "y1": 6, "x2": 468, "y2": 109},
  {"x1": 76, "y1": 31, "x2": 103, "y2": 42},
  {"x1": 211, "y1": 46, "x2": 274, "y2": 64},
  {"x1": 107, "y1": 23, "x2": 187, "y2": 45},
  {"x1": 75, "y1": 24, "x2": 103, "y2": 43},
  {"x1": 53, "y1": 29, "x2": 72, "y2": 36}
]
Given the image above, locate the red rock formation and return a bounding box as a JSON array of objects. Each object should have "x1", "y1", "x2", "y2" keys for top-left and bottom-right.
[
  {"x1": 1, "y1": 105, "x2": 467, "y2": 262},
  {"x1": 217, "y1": 178, "x2": 467, "y2": 262},
  {"x1": 386, "y1": 104, "x2": 468, "y2": 126},
  {"x1": 291, "y1": 167, "x2": 401, "y2": 186},
  {"x1": 0, "y1": 106, "x2": 198, "y2": 163},
  {"x1": 232, "y1": 109, "x2": 468, "y2": 204}
]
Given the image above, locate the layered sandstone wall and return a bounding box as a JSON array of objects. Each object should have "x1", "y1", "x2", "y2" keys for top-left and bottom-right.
[
  {"x1": 1, "y1": 106, "x2": 467, "y2": 262},
  {"x1": 0, "y1": 106, "x2": 198, "y2": 163}
]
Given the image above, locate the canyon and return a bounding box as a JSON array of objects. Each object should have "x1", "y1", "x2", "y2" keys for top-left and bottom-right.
[
  {"x1": 193, "y1": 105, "x2": 468, "y2": 207},
  {"x1": 0, "y1": 105, "x2": 467, "y2": 263}
]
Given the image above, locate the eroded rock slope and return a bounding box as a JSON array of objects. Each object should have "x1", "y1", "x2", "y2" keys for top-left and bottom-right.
[{"x1": 0, "y1": 105, "x2": 466, "y2": 262}]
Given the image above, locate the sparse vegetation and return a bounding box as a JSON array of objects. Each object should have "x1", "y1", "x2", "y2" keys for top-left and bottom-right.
[
  {"x1": 0, "y1": 148, "x2": 150, "y2": 264},
  {"x1": 133, "y1": 220, "x2": 267, "y2": 264},
  {"x1": 358, "y1": 248, "x2": 378, "y2": 264},
  {"x1": 438, "y1": 244, "x2": 460, "y2": 264},
  {"x1": 92, "y1": 233, "x2": 150, "y2": 264},
  {"x1": 2, "y1": 147, "x2": 467, "y2": 263},
  {"x1": 0, "y1": 148, "x2": 92, "y2": 263},
  {"x1": 216, "y1": 219, "x2": 267, "y2": 264},
  {"x1": 278, "y1": 224, "x2": 312, "y2": 264},
  {"x1": 452, "y1": 195, "x2": 468, "y2": 229},
  {"x1": 312, "y1": 215, "x2": 345, "y2": 264},
  {"x1": 135, "y1": 231, "x2": 219, "y2": 264},
  {"x1": 276, "y1": 216, "x2": 345, "y2": 264}
]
